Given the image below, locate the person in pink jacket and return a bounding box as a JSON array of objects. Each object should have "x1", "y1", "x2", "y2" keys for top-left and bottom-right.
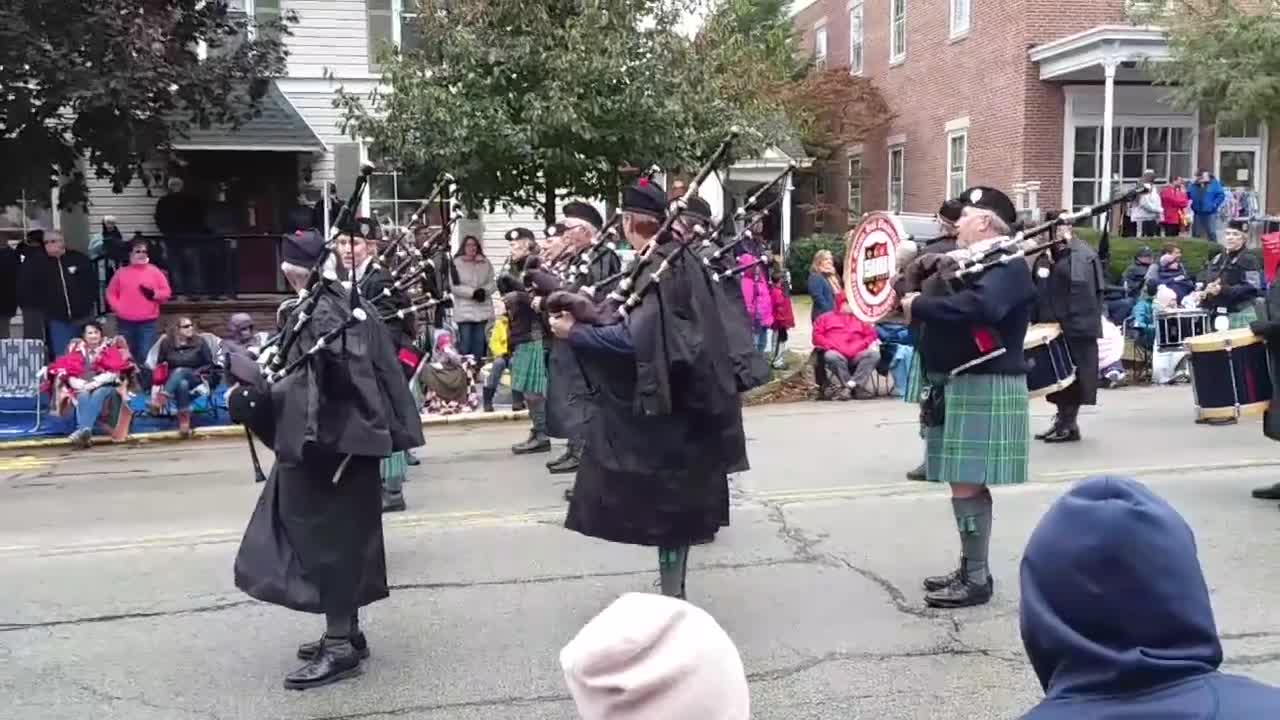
[
  {"x1": 106, "y1": 237, "x2": 172, "y2": 364},
  {"x1": 1160, "y1": 177, "x2": 1190, "y2": 237},
  {"x1": 739, "y1": 253, "x2": 773, "y2": 352}
]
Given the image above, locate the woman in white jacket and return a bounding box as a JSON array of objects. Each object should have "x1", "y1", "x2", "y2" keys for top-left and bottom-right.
[{"x1": 451, "y1": 235, "x2": 497, "y2": 362}]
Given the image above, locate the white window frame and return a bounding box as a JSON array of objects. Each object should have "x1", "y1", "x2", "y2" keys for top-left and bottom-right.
[
  {"x1": 369, "y1": 156, "x2": 430, "y2": 230},
  {"x1": 369, "y1": 0, "x2": 422, "y2": 70},
  {"x1": 890, "y1": 0, "x2": 906, "y2": 64},
  {"x1": 814, "y1": 23, "x2": 829, "y2": 70},
  {"x1": 945, "y1": 119, "x2": 969, "y2": 198},
  {"x1": 848, "y1": 1, "x2": 864, "y2": 76},
  {"x1": 949, "y1": 0, "x2": 970, "y2": 39},
  {"x1": 847, "y1": 151, "x2": 864, "y2": 219},
  {"x1": 888, "y1": 144, "x2": 905, "y2": 213}
]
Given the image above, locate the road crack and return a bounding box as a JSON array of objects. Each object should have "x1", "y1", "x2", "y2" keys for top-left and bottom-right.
[{"x1": 301, "y1": 692, "x2": 573, "y2": 719}]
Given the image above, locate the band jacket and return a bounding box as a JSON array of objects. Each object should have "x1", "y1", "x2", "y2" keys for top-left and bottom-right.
[
  {"x1": 562, "y1": 239, "x2": 742, "y2": 547},
  {"x1": 911, "y1": 257, "x2": 1037, "y2": 376},
  {"x1": 1249, "y1": 282, "x2": 1280, "y2": 442},
  {"x1": 419, "y1": 245, "x2": 454, "y2": 327},
  {"x1": 1033, "y1": 237, "x2": 1105, "y2": 340},
  {"x1": 1200, "y1": 248, "x2": 1263, "y2": 314},
  {"x1": 17, "y1": 249, "x2": 98, "y2": 321},
  {"x1": 229, "y1": 282, "x2": 424, "y2": 615},
  {"x1": 357, "y1": 261, "x2": 415, "y2": 350},
  {"x1": 546, "y1": 242, "x2": 623, "y2": 441}
]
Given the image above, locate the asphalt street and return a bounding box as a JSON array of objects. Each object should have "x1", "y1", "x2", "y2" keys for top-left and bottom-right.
[{"x1": 2, "y1": 385, "x2": 1279, "y2": 719}]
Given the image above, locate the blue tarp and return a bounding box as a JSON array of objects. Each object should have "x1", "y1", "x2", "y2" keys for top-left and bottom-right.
[{"x1": 0, "y1": 385, "x2": 234, "y2": 442}]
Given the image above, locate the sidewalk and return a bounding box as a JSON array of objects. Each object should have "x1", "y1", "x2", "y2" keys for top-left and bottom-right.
[{"x1": 789, "y1": 295, "x2": 814, "y2": 353}]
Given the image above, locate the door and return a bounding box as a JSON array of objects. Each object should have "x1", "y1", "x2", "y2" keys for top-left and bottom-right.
[{"x1": 1218, "y1": 149, "x2": 1260, "y2": 191}]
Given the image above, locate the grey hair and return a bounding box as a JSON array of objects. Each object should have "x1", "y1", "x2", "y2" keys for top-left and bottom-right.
[
  {"x1": 972, "y1": 208, "x2": 1011, "y2": 236},
  {"x1": 280, "y1": 262, "x2": 310, "y2": 287}
]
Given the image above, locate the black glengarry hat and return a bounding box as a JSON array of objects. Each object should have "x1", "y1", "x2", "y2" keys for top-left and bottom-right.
[
  {"x1": 282, "y1": 229, "x2": 325, "y2": 267},
  {"x1": 622, "y1": 178, "x2": 667, "y2": 219},
  {"x1": 562, "y1": 201, "x2": 604, "y2": 230},
  {"x1": 506, "y1": 227, "x2": 535, "y2": 243},
  {"x1": 682, "y1": 195, "x2": 713, "y2": 223},
  {"x1": 958, "y1": 186, "x2": 1018, "y2": 226}
]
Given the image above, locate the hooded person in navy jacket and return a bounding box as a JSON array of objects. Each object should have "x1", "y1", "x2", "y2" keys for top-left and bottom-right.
[{"x1": 1019, "y1": 475, "x2": 1280, "y2": 719}]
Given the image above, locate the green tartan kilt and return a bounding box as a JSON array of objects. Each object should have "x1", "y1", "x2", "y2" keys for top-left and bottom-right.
[
  {"x1": 511, "y1": 339, "x2": 548, "y2": 395},
  {"x1": 381, "y1": 450, "x2": 408, "y2": 483},
  {"x1": 903, "y1": 347, "x2": 924, "y2": 405},
  {"x1": 1229, "y1": 305, "x2": 1258, "y2": 330},
  {"x1": 924, "y1": 373, "x2": 1030, "y2": 487}
]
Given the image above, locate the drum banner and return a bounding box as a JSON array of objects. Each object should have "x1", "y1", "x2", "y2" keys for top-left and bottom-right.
[{"x1": 844, "y1": 213, "x2": 905, "y2": 323}]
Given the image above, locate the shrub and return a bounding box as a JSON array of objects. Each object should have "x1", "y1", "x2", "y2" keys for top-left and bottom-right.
[
  {"x1": 788, "y1": 234, "x2": 845, "y2": 292},
  {"x1": 1075, "y1": 228, "x2": 1219, "y2": 282}
]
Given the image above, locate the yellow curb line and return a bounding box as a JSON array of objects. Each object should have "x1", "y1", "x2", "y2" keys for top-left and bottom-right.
[{"x1": 0, "y1": 410, "x2": 531, "y2": 451}]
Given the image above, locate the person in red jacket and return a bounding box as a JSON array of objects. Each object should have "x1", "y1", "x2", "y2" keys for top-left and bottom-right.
[
  {"x1": 812, "y1": 295, "x2": 880, "y2": 400},
  {"x1": 768, "y1": 265, "x2": 795, "y2": 369},
  {"x1": 1160, "y1": 177, "x2": 1190, "y2": 237}
]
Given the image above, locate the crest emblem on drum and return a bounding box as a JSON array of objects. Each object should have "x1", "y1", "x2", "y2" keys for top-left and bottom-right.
[{"x1": 843, "y1": 213, "x2": 903, "y2": 323}]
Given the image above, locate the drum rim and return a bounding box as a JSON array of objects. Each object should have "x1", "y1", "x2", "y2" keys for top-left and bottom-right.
[
  {"x1": 843, "y1": 211, "x2": 907, "y2": 324},
  {"x1": 1024, "y1": 322, "x2": 1063, "y2": 349},
  {"x1": 1027, "y1": 373, "x2": 1077, "y2": 399},
  {"x1": 1183, "y1": 329, "x2": 1263, "y2": 353},
  {"x1": 1196, "y1": 400, "x2": 1269, "y2": 420}
]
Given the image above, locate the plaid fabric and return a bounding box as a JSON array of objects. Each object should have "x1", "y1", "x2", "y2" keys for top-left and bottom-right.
[
  {"x1": 902, "y1": 346, "x2": 924, "y2": 405},
  {"x1": 381, "y1": 451, "x2": 408, "y2": 483},
  {"x1": 925, "y1": 373, "x2": 1030, "y2": 486},
  {"x1": 1229, "y1": 306, "x2": 1258, "y2": 330},
  {"x1": 511, "y1": 339, "x2": 548, "y2": 395}
]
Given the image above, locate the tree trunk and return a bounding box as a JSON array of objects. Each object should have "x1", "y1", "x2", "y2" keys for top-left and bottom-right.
[{"x1": 543, "y1": 181, "x2": 556, "y2": 225}]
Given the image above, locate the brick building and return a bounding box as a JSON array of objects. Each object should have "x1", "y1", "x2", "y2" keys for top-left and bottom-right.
[{"x1": 790, "y1": 0, "x2": 1277, "y2": 236}]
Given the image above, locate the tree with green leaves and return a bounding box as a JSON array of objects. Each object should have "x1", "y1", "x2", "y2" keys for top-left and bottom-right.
[
  {"x1": 1144, "y1": 1, "x2": 1280, "y2": 122},
  {"x1": 0, "y1": 0, "x2": 295, "y2": 210}
]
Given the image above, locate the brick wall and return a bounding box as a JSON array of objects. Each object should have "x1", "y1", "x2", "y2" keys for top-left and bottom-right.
[{"x1": 794, "y1": 0, "x2": 1133, "y2": 232}]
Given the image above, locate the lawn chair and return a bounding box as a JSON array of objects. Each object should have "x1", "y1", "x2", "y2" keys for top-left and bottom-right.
[
  {"x1": 143, "y1": 332, "x2": 225, "y2": 421},
  {"x1": 0, "y1": 338, "x2": 47, "y2": 432}
]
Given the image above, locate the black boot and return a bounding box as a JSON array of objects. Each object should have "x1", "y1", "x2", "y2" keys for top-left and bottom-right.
[
  {"x1": 297, "y1": 632, "x2": 370, "y2": 661},
  {"x1": 906, "y1": 463, "x2": 926, "y2": 482},
  {"x1": 923, "y1": 563, "x2": 995, "y2": 592},
  {"x1": 1043, "y1": 425, "x2": 1081, "y2": 443},
  {"x1": 512, "y1": 430, "x2": 551, "y2": 454},
  {"x1": 547, "y1": 449, "x2": 580, "y2": 474},
  {"x1": 511, "y1": 398, "x2": 526, "y2": 412},
  {"x1": 1252, "y1": 482, "x2": 1280, "y2": 500},
  {"x1": 546, "y1": 447, "x2": 573, "y2": 469},
  {"x1": 381, "y1": 490, "x2": 406, "y2": 513},
  {"x1": 924, "y1": 560, "x2": 993, "y2": 608},
  {"x1": 284, "y1": 637, "x2": 363, "y2": 690},
  {"x1": 1034, "y1": 416, "x2": 1061, "y2": 441},
  {"x1": 482, "y1": 387, "x2": 495, "y2": 413}
]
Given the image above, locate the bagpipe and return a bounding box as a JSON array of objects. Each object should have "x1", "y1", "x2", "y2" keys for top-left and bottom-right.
[
  {"x1": 701, "y1": 162, "x2": 797, "y2": 284},
  {"x1": 545, "y1": 129, "x2": 743, "y2": 325},
  {"x1": 362, "y1": 174, "x2": 464, "y2": 313}
]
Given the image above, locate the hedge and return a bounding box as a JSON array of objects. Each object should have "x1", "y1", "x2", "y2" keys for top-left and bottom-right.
[{"x1": 787, "y1": 230, "x2": 1223, "y2": 293}]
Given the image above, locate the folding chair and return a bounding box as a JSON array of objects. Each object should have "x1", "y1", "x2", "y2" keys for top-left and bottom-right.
[{"x1": 0, "y1": 339, "x2": 47, "y2": 432}]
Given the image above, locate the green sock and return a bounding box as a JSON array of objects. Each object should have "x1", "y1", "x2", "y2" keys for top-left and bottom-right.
[
  {"x1": 952, "y1": 493, "x2": 993, "y2": 585},
  {"x1": 658, "y1": 546, "x2": 689, "y2": 598}
]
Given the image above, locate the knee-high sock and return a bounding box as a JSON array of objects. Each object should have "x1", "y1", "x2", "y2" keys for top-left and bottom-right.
[
  {"x1": 526, "y1": 394, "x2": 547, "y2": 436},
  {"x1": 325, "y1": 610, "x2": 353, "y2": 639},
  {"x1": 952, "y1": 491, "x2": 993, "y2": 585},
  {"x1": 1057, "y1": 403, "x2": 1080, "y2": 427},
  {"x1": 658, "y1": 546, "x2": 689, "y2": 598}
]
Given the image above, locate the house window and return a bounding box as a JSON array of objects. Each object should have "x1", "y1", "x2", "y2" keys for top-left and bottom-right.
[
  {"x1": 254, "y1": 0, "x2": 280, "y2": 23},
  {"x1": 888, "y1": 145, "x2": 905, "y2": 213},
  {"x1": 848, "y1": 153, "x2": 863, "y2": 219},
  {"x1": 849, "y1": 3, "x2": 863, "y2": 75},
  {"x1": 950, "y1": 0, "x2": 970, "y2": 37},
  {"x1": 947, "y1": 130, "x2": 967, "y2": 198},
  {"x1": 814, "y1": 25, "x2": 828, "y2": 70},
  {"x1": 369, "y1": 163, "x2": 429, "y2": 228},
  {"x1": 1070, "y1": 124, "x2": 1194, "y2": 210},
  {"x1": 1218, "y1": 117, "x2": 1261, "y2": 139},
  {"x1": 890, "y1": 0, "x2": 906, "y2": 63},
  {"x1": 368, "y1": 1, "x2": 424, "y2": 70}
]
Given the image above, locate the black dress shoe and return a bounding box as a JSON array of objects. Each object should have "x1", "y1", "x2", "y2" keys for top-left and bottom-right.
[
  {"x1": 547, "y1": 456, "x2": 580, "y2": 475},
  {"x1": 1253, "y1": 482, "x2": 1280, "y2": 500},
  {"x1": 1034, "y1": 422, "x2": 1060, "y2": 441},
  {"x1": 382, "y1": 491, "x2": 406, "y2": 513},
  {"x1": 297, "y1": 632, "x2": 370, "y2": 661},
  {"x1": 1043, "y1": 426, "x2": 1081, "y2": 443},
  {"x1": 924, "y1": 567, "x2": 995, "y2": 593},
  {"x1": 284, "y1": 639, "x2": 362, "y2": 690},
  {"x1": 546, "y1": 448, "x2": 572, "y2": 469},
  {"x1": 925, "y1": 576, "x2": 994, "y2": 608},
  {"x1": 906, "y1": 463, "x2": 927, "y2": 482}
]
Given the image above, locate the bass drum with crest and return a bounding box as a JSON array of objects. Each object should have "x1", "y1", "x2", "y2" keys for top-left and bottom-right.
[{"x1": 842, "y1": 211, "x2": 943, "y2": 324}]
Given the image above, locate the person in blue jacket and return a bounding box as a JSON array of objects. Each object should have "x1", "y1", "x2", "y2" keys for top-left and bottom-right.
[
  {"x1": 1019, "y1": 475, "x2": 1280, "y2": 719},
  {"x1": 1187, "y1": 170, "x2": 1227, "y2": 243}
]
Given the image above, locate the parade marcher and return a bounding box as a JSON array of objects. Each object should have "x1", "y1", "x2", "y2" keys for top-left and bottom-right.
[
  {"x1": 1197, "y1": 226, "x2": 1262, "y2": 329},
  {"x1": 900, "y1": 186, "x2": 1036, "y2": 608},
  {"x1": 499, "y1": 228, "x2": 552, "y2": 455},
  {"x1": 901, "y1": 200, "x2": 962, "y2": 482},
  {"x1": 549, "y1": 179, "x2": 742, "y2": 600},
  {"x1": 1246, "y1": 278, "x2": 1280, "y2": 503},
  {"x1": 228, "y1": 229, "x2": 424, "y2": 690},
  {"x1": 1032, "y1": 220, "x2": 1105, "y2": 443},
  {"x1": 544, "y1": 201, "x2": 620, "y2": 476},
  {"x1": 340, "y1": 229, "x2": 415, "y2": 513}
]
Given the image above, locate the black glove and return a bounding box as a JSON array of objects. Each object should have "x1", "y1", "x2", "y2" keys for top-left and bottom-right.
[
  {"x1": 139, "y1": 285, "x2": 156, "y2": 301},
  {"x1": 472, "y1": 288, "x2": 487, "y2": 302},
  {"x1": 527, "y1": 269, "x2": 560, "y2": 295}
]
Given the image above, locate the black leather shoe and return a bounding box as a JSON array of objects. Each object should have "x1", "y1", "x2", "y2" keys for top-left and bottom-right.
[
  {"x1": 922, "y1": 567, "x2": 962, "y2": 592},
  {"x1": 547, "y1": 455, "x2": 580, "y2": 474},
  {"x1": 297, "y1": 632, "x2": 370, "y2": 662},
  {"x1": 545, "y1": 448, "x2": 573, "y2": 469},
  {"x1": 381, "y1": 491, "x2": 406, "y2": 513},
  {"x1": 1252, "y1": 482, "x2": 1280, "y2": 500},
  {"x1": 1043, "y1": 426, "x2": 1081, "y2": 443},
  {"x1": 925, "y1": 576, "x2": 994, "y2": 608},
  {"x1": 284, "y1": 639, "x2": 362, "y2": 690},
  {"x1": 906, "y1": 463, "x2": 926, "y2": 482},
  {"x1": 512, "y1": 433, "x2": 551, "y2": 454},
  {"x1": 1034, "y1": 418, "x2": 1060, "y2": 441}
]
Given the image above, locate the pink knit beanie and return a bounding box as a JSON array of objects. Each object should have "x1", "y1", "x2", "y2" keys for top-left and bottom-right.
[{"x1": 560, "y1": 593, "x2": 750, "y2": 720}]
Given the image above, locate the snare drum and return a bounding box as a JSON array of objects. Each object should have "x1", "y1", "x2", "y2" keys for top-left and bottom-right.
[
  {"x1": 1024, "y1": 323, "x2": 1077, "y2": 398},
  {"x1": 1185, "y1": 328, "x2": 1272, "y2": 421},
  {"x1": 1156, "y1": 308, "x2": 1211, "y2": 350}
]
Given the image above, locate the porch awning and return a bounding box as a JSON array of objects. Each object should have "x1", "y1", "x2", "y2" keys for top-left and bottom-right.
[
  {"x1": 170, "y1": 81, "x2": 327, "y2": 153},
  {"x1": 1029, "y1": 25, "x2": 1170, "y2": 82}
]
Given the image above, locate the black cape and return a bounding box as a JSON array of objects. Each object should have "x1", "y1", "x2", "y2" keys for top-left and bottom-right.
[
  {"x1": 1033, "y1": 239, "x2": 1104, "y2": 407},
  {"x1": 546, "y1": 246, "x2": 623, "y2": 441},
  {"x1": 565, "y1": 242, "x2": 743, "y2": 547},
  {"x1": 230, "y1": 282, "x2": 424, "y2": 614}
]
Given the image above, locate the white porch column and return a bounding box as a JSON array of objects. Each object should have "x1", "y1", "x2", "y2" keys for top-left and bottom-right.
[
  {"x1": 781, "y1": 173, "x2": 794, "y2": 258},
  {"x1": 1099, "y1": 59, "x2": 1118, "y2": 204}
]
